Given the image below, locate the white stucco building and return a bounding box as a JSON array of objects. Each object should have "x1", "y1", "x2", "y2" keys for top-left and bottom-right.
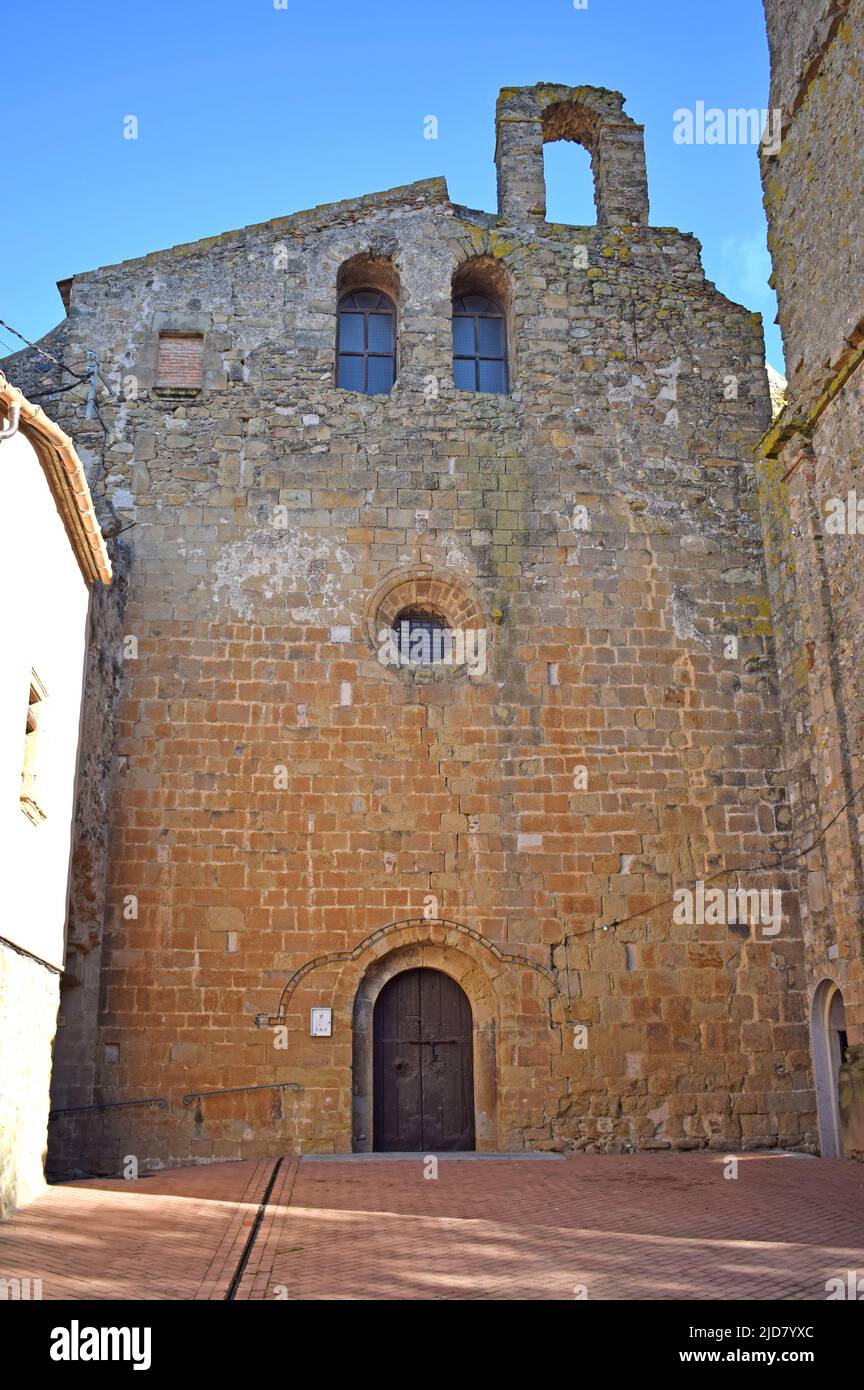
[{"x1": 0, "y1": 371, "x2": 111, "y2": 1217}]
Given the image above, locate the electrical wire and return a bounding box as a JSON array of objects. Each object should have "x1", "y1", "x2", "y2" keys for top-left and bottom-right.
[
  {"x1": 0, "y1": 316, "x2": 90, "y2": 383},
  {"x1": 26, "y1": 379, "x2": 87, "y2": 401},
  {"x1": 564, "y1": 772, "x2": 864, "y2": 946}
]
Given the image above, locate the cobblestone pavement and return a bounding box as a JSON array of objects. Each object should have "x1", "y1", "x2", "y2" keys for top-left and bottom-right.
[{"x1": 1, "y1": 1152, "x2": 862, "y2": 1301}]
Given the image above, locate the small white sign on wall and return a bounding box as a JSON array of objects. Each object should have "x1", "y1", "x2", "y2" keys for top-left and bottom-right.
[{"x1": 310, "y1": 1007, "x2": 332, "y2": 1037}]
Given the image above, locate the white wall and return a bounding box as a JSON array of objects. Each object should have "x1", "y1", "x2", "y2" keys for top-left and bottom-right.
[{"x1": 0, "y1": 428, "x2": 91, "y2": 969}]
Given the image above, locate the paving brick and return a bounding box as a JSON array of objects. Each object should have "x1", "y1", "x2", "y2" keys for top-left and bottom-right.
[{"x1": 2, "y1": 1153, "x2": 863, "y2": 1301}]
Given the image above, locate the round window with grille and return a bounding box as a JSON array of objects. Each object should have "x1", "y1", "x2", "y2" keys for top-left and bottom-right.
[
  {"x1": 393, "y1": 609, "x2": 453, "y2": 666},
  {"x1": 363, "y1": 571, "x2": 490, "y2": 685}
]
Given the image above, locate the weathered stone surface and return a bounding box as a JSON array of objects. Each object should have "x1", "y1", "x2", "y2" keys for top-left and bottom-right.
[
  {"x1": 5, "y1": 82, "x2": 816, "y2": 1173},
  {"x1": 759, "y1": 1, "x2": 864, "y2": 1157},
  {"x1": 48, "y1": 540, "x2": 130, "y2": 1119}
]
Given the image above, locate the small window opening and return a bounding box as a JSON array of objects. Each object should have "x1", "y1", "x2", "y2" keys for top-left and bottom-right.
[
  {"x1": 393, "y1": 609, "x2": 452, "y2": 666},
  {"x1": 543, "y1": 139, "x2": 597, "y2": 226}
]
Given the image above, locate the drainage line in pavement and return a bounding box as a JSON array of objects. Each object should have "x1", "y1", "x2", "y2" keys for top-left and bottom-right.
[{"x1": 225, "y1": 1156, "x2": 284, "y2": 1301}]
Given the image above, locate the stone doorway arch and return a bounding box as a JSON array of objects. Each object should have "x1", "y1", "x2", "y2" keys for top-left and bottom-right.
[
  {"x1": 811, "y1": 978, "x2": 847, "y2": 1158},
  {"x1": 352, "y1": 940, "x2": 500, "y2": 1152}
]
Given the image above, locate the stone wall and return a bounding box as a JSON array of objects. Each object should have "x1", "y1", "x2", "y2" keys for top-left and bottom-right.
[
  {"x1": 47, "y1": 540, "x2": 130, "y2": 1156},
  {"x1": 759, "y1": 1, "x2": 864, "y2": 1157},
  {"x1": 762, "y1": 0, "x2": 861, "y2": 381},
  {"x1": 7, "y1": 83, "x2": 817, "y2": 1172}
]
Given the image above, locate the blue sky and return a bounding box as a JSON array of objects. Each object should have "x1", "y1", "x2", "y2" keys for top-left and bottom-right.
[{"x1": 1, "y1": 0, "x2": 782, "y2": 369}]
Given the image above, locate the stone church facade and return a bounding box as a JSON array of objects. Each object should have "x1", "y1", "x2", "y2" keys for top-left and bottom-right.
[{"x1": 8, "y1": 82, "x2": 820, "y2": 1173}]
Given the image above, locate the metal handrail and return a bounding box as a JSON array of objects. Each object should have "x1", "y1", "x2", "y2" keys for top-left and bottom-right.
[
  {"x1": 182, "y1": 1082, "x2": 302, "y2": 1106},
  {"x1": 48, "y1": 1081, "x2": 303, "y2": 1121},
  {"x1": 49, "y1": 1097, "x2": 169, "y2": 1120}
]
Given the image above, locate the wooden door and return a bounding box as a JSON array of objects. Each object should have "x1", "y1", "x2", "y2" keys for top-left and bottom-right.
[{"x1": 373, "y1": 968, "x2": 475, "y2": 1151}]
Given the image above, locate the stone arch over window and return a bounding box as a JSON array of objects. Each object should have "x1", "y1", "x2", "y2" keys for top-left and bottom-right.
[
  {"x1": 336, "y1": 253, "x2": 400, "y2": 394},
  {"x1": 451, "y1": 256, "x2": 512, "y2": 394},
  {"x1": 495, "y1": 83, "x2": 649, "y2": 226},
  {"x1": 362, "y1": 567, "x2": 489, "y2": 682}
]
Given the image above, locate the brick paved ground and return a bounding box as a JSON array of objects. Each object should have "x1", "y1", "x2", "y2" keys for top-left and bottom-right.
[
  {"x1": 2, "y1": 1152, "x2": 863, "y2": 1300},
  {"x1": 0, "y1": 1159, "x2": 272, "y2": 1300}
]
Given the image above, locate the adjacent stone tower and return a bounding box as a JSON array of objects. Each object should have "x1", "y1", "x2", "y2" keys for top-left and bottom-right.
[
  {"x1": 759, "y1": 1, "x2": 864, "y2": 1158},
  {"x1": 5, "y1": 83, "x2": 816, "y2": 1172}
]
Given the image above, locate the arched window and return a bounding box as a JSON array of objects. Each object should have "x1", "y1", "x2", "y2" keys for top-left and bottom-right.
[
  {"x1": 337, "y1": 289, "x2": 396, "y2": 394},
  {"x1": 393, "y1": 608, "x2": 452, "y2": 666},
  {"x1": 452, "y1": 293, "x2": 508, "y2": 394}
]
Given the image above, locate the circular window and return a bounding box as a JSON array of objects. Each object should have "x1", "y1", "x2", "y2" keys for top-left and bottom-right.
[
  {"x1": 393, "y1": 609, "x2": 452, "y2": 666},
  {"x1": 363, "y1": 570, "x2": 490, "y2": 684}
]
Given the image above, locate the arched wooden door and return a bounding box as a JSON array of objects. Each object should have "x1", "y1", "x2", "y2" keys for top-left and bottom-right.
[{"x1": 373, "y1": 968, "x2": 475, "y2": 1151}]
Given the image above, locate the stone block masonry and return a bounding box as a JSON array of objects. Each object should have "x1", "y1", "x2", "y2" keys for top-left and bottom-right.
[
  {"x1": 759, "y1": 0, "x2": 864, "y2": 1158},
  {"x1": 5, "y1": 82, "x2": 817, "y2": 1174}
]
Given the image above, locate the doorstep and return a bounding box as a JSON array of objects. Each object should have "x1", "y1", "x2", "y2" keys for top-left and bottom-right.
[{"x1": 301, "y1": 1151, "x2": 565, "y2": 1162}]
